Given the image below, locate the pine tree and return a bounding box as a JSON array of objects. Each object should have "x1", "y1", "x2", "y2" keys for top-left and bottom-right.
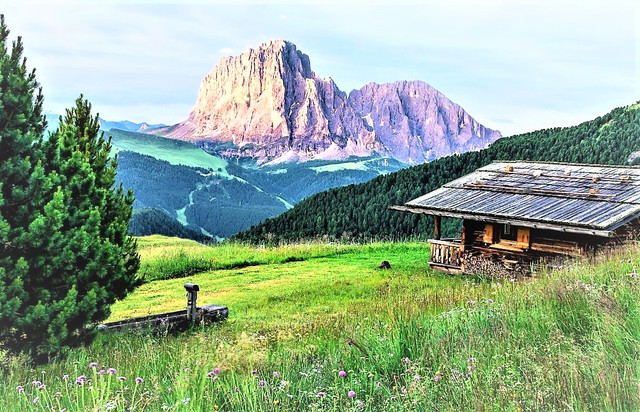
[{"x1": 0, "y1": 16, "x2": 139, "y2": 360}]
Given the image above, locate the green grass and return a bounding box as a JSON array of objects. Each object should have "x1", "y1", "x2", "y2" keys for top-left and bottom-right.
[
  {"x1": 109, "y1": 130, "x2": 229, "y2": 174},
  {"x1": 2, "y1": 237, "x2": 640, "y2": 411}
]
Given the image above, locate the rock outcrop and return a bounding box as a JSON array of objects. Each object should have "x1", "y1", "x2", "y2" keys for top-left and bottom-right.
[{"x1": 163, "y1": 40, "x2": 501, "y2": 164}]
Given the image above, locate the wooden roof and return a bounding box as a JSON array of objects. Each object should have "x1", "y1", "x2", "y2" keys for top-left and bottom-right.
[{"x1": 391, "y1": 161, "x2": 640, "y2": 237}]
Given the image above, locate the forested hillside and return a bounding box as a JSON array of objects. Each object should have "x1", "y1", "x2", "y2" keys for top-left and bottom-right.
[
  {"x1": 234, "y1": 103, "x2": 640, "y2": 243},
  {"x1": 128, "y1": 208, "x2": 213, "y2": 243}
]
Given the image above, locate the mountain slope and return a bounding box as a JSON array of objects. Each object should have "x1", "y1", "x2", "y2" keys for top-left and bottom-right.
[
  {"x1": 159, "y1": 40, "x2": 500, "y2": 164},
  {"x1": 233, "y1": 102, "x2": 640, "y2": 243}
]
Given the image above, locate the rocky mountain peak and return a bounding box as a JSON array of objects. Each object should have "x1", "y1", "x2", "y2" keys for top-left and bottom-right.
[{"x1": 163, "y1": 40, "x2": 501, "y2": 164}]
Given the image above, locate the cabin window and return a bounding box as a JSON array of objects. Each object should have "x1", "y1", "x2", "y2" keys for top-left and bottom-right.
[{"x1": 501, "y1": 223, "x2": 518, "y2": 241}]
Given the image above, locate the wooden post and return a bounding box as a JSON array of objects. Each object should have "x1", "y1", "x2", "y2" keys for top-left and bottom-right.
[{"x1": 434, "y1": 215, "x2": 441, "y2": 240}]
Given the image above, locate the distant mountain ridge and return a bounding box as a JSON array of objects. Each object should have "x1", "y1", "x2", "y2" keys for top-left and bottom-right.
[
  {"x1": 159, "y1": 40, "x2": 501, "y2": 164},
  {"x1": 98, "y1": 118, "x2": 166, "y2": 133}
]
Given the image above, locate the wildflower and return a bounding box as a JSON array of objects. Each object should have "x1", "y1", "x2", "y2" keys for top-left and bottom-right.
[
  {"x1": 487, "y1": 299, "x2": 494, "y2": 303},
  {"x1": 338, "y1": 370, "x2": 347, "y2": 377},
  {"x1": 348, "y1": 390, "x2": 356, "y2": 398},
  {"x1": 182, "y1": 398, "x2": 190, "y2": 404},
  {"x1": 357, "y1": 400, "x2": 364, "y2": 408},
  {"x1": 434, "y1": 375, "x2": 441, "y2": 382},
  {"x1": 207, "y1": 371, "x2": 215, "y2": 377},
  {"x1": 107, "y1": 368, "x2": 117, "y2": 375},
  {"x1": 118, "y1": 376, "x2": 126, "y2": 381},
  {"x1": 316, "y1": 392, "x2": 326, "y2": 398},
  {"x1": 32, "y1": 380, "x2": 41, "y2": 387},
  {"x1": 401, "y1": 357, "x2": 411, "y2": 365},
  {"x1": 258, "y1": 380, "x2": 266, "y2": 388},
  {"x1": 16, "y1": 385, "x2": 24, "y2": 394},
  {"x1": 211, "y1": 376, "x2": 218, "y2": 382},
  {"x1": 135, "y1": 377, "x2": 144, "y2": 384},
  {"x1": 62, "y1": 374, "x2": 69, "y2": 381},
  {"x1": 184, "y1": 367, "x2": 190, "y2": 373},
  {"x1": 38, "y1": 384, "x2": 45, "y2": 390},
  {"x1": 89, "y1": 362, "x2": 98, "y2": 369},
  {"x1": 467, "y1": 357, "x2": 474, "y2": 364},
  {"x1": 234, "y1": 387, "x2": 239, "y2": 392},
  {"x1": 251, "y1": 369, "x2": 258, "y2": 375},
  {"x1": 630, "y1": 272, "x2": 637, "y2": 278},
  {"x1": 628, "y1": 259, "x2": 633, "y2": 263},
  {"x1": 620, "y1": 259, "x2": 624, "y2": 263},
  {"x1": 214, "y1": 367, "x2": 220, "y2": 375},
  {"x1": 414, "y1": 374, "x2": 421, "y2": 381},
  {"x1": 273, "y1": 371, "x2": 279, "y2": 378},
  {"x1": 33, "y1": 397, "x2": 39, "y2": 404},
  {"x1": 98, "y1": 369, "x2": 106, "y2": 375},
  {"x1": 273, "y1": 400, "x2": 280, "y2": 405}
]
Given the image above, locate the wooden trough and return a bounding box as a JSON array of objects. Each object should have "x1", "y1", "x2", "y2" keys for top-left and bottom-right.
[{"x1": 98, "y1": 283, "x2": 228, "y2": 333}]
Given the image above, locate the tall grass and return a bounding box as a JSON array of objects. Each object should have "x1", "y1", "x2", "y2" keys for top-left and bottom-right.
[{"x1": 2, "y1": 239, "x2": 640, "y2": 410}]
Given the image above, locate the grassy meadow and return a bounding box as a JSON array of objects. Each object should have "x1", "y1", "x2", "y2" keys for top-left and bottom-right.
[{"x1": 2, "y1": 236, "x2": 640, "y2": 411}]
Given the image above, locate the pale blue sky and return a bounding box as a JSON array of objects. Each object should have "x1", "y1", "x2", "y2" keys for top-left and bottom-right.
[{"x1": 4, "y1": 0, "x2": 639, "y2": 136}]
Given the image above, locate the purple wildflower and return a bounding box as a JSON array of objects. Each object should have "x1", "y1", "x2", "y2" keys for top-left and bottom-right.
[
  {"x1": 357, "y1": 400, "x2": 364, "y2": 408},
  {"x1": 16, "y1": 385, "x2": 24, "y2": 394},
  {"x1": 107, "y1": 368, "x2": 117, "y2": 375},
  {"x1": 207, "y1": 371, "x2": 215, "y2": 377},
  {"x1": 89, "y1": 362, "x2": 98, "y2": 369},
  {"x1": 32, "y1": 380, "x2": 41, "y2": 387},
  {"x1": 338, "y1": 370, "x2": 347, "y2": 377},
  {"x1": 628, "y1": 259, "x2": 633, "y2": 263},
  {"x1": 211, "y1": 376, "x2": 218, "y2": 382},
  {"x1": 184, "y1": 367, "x2": 190, "y2": 373},
  {"x1": 316, "y1": 392, "x2": 326, "y2": 398},
  {"x1": 135, "y1": 377, "x2": 144, "y2": 384},
  {"x1": 38, "y1": 384, "x2": 45, "y2": 390},
  {"x1": 273, "y1": 371, "x2": 279, "y2": 378},
  {"x1": 630, "y1": 272, "x2": 637, "y2": 278},
  {"x1": 434, "y1": 375, "x2": 441, "y2": 382},
  {"x1": 33, "y1": 397, "x2": 39, "y2": 404},
  {"x1": 118, "y1": 376, "x2": 126, "y2": 381},
  {"x1": 401, "y1": 357, "x2": 411, "y2": 365},
  {"x1": 348, "y1": 390, "x2": 356, "y2": 398},
  {"x1": 98, "y1": 369, "x2": 106, "y2": 375},
  {"x1": 62, "y1": 374, "x2": 69, "y2": 381},
  {"x1": 234, "y1": 387, "x2": 239, "y2": 393},
  {"x1": 414, "y1": 374, "x2": 421, "y2": 381},
  {"x1": 251, "y1": 369, "x2": 258, "y2": 375},
  {"x1": 214, "y1": 367, "x2": 220, "y2": 375},
  {"x1": 487, "y1": 299, "x2": 494, "y2": 303},
  {"x1": 258, "y1": 380, "x2": 266, "y2": 388}
]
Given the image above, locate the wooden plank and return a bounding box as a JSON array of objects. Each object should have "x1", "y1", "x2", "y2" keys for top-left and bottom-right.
[
  {"x1": 483, "y1": 223, "x2": 494, "y2": 244},
  {"x1": 517, "y1": 227, "x2": 530, "y2": 248},
  {"x1": 434, "y1": 215, "x2": 441, "y2": 240}
]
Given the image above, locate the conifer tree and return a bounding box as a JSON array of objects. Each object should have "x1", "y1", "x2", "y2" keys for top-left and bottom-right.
[{"x1": 0, "y1": 16, "x2": 139, "y2": 359}]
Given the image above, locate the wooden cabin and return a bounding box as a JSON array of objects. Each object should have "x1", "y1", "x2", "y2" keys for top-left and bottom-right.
[{"x1": 390, "y1": 161, "x2": 640, "y2": 275}]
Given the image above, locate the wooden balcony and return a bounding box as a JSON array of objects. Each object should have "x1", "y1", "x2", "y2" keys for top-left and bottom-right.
[{"x1": 429, "y1": 238, "x2": 464, "y2": 274}]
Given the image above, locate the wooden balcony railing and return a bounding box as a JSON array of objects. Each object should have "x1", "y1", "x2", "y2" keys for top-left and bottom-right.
[{"x1": 429, "y1": 238, "x2": 463, "y2": 271}]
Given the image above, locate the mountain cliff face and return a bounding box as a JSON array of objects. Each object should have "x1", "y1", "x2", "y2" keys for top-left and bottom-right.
[{"x1": 164, "y1": 40, "x2": 501, "y2": 164}]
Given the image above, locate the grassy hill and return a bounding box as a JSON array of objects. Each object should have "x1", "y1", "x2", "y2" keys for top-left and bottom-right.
[
  {"x1": 2, "y1": 236, "x2": 639, "y2": 410},
  {"x1": 234, "y1": 102, "x2": 640, "y2": 243}
]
